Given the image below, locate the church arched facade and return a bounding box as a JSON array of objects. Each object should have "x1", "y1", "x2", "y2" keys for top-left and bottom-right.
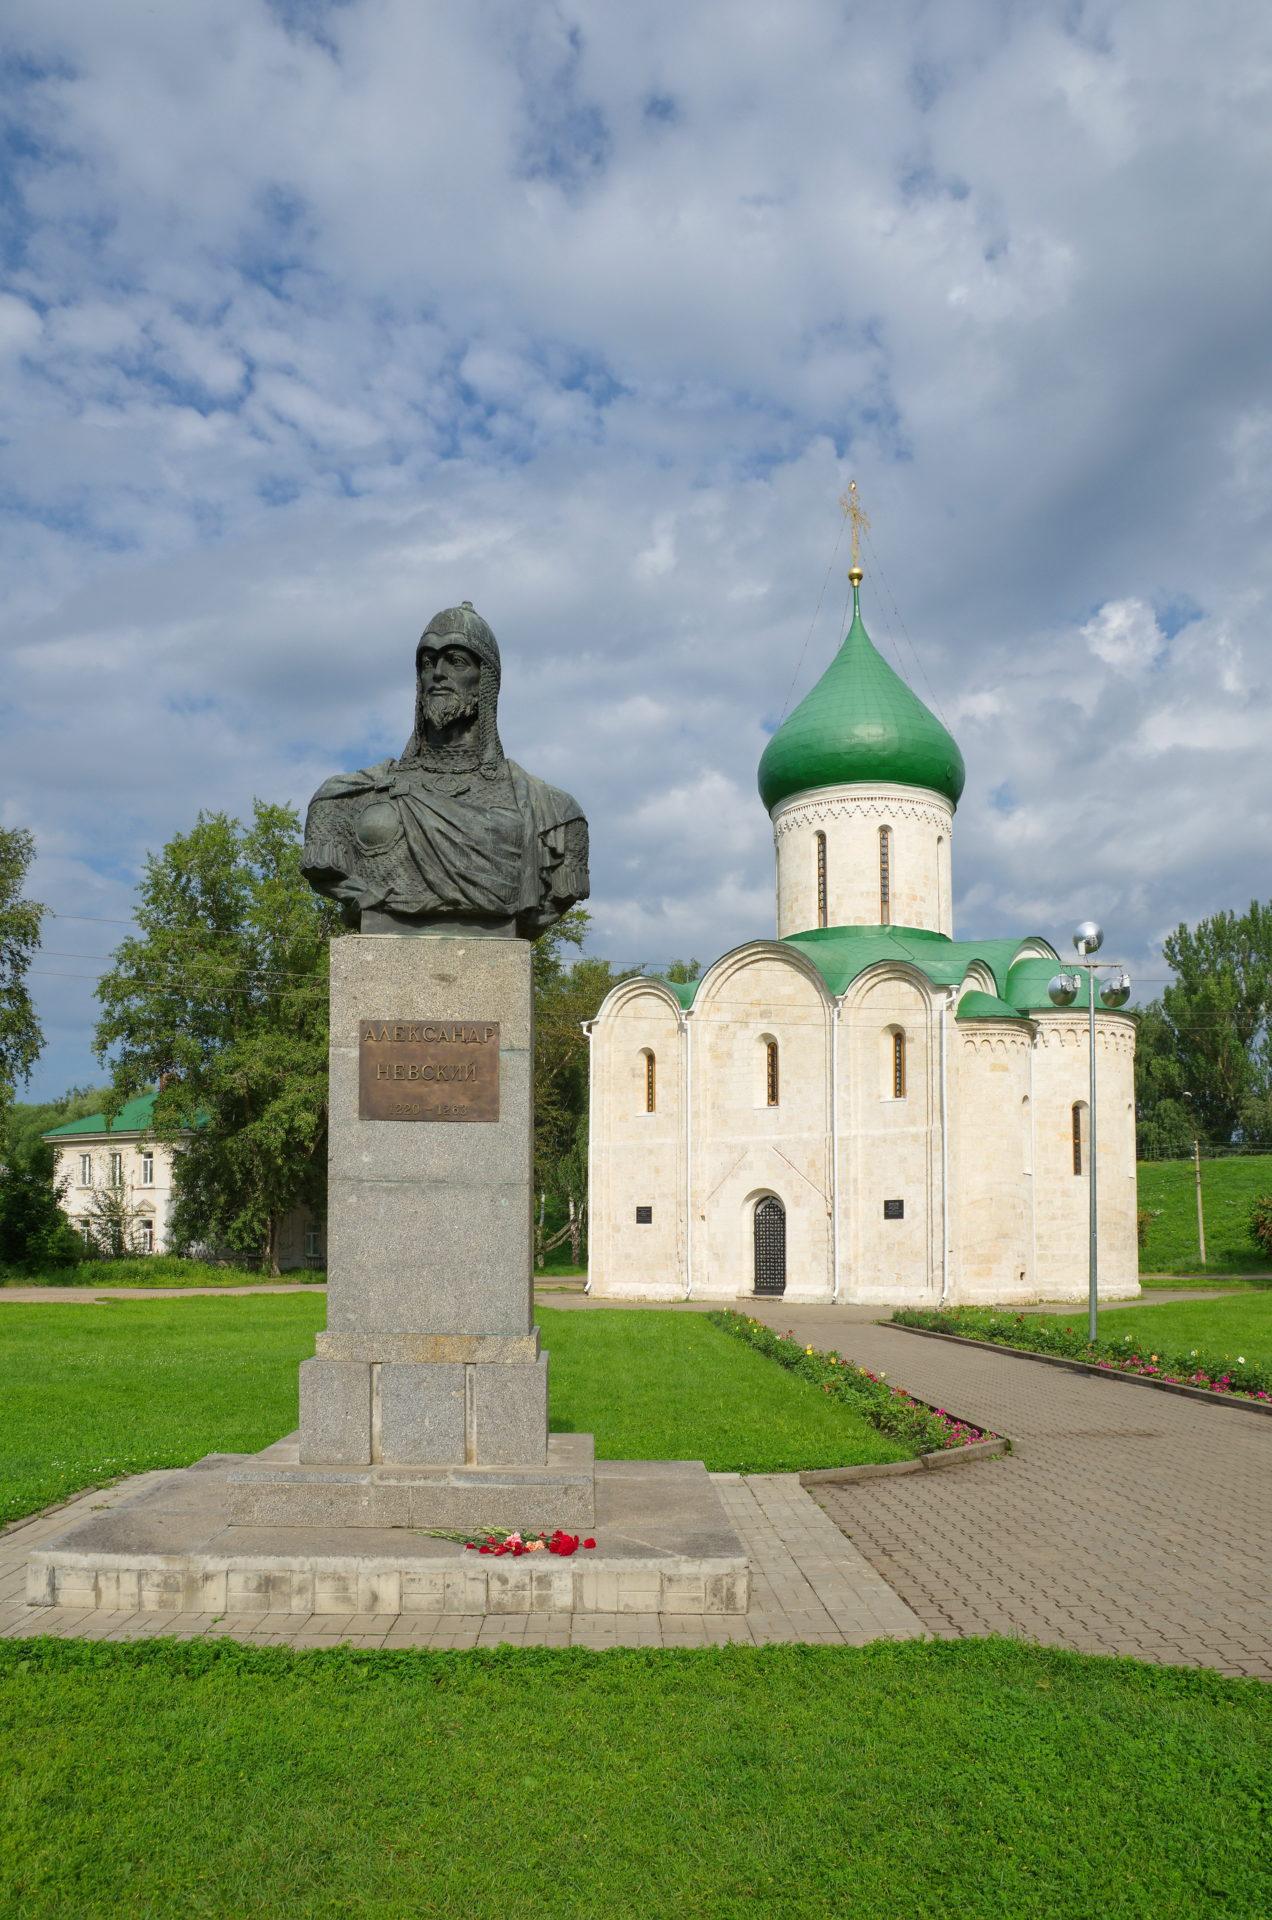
[{"x1": 586, "y1": 578, "x2": 1138, "y2": 1307}]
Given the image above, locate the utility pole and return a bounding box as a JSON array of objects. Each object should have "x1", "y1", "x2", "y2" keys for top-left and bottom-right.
[{"x1": 1183, "y1": 1094, "x2": 1207, "y2": 1266}]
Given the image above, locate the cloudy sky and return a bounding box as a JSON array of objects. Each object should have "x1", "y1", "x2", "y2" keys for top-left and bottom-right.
[{"x1": 3, "y1": 0, "x2": 1271, "y2": 1100}]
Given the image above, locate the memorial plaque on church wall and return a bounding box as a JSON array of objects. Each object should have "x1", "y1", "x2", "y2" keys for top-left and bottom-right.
[{"x1": 358, "y1": 1019, "x2": 500, "y2": 1122}]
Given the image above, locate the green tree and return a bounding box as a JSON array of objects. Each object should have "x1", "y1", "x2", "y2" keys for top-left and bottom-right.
[
  {"x1": 1132, "y1": 1002, "x2": 1194, "y2": 1158},
  {"x1": 0, "y1": 825, "x2": 45, "y2": 1116},
  {"x1": 532, "y1": 909, "x2": 637, "y2": 1228},
  {"x1": 1155, "y1": 902, "x2": 1272, "y2": 1146},
  {"x1": 665, "y1": 958, "x2": 701, "y2": 984},
  {"x1": 0, "y1": 1131, "x2": 82, "y2": 1272},
  {"x1": 94, "y1": 803, "x2": 341, "y2": 1273}
]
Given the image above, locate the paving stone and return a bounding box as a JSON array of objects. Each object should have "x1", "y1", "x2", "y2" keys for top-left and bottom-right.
[{"x1": 757, "y1": 1308, "x2": 1272, "y2": 1677}]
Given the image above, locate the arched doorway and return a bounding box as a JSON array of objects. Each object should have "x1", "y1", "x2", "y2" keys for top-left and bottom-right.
[{"x1": 753, "y1": 1196, "x2": 787, "y2": 1296}]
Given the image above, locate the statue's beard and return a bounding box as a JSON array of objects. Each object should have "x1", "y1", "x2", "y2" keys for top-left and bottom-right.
[{"x1": 421, "y1": 691, "x2": 479, "y2": 733}]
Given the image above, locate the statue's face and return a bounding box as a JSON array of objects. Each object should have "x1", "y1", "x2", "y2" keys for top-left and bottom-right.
[{"x1": 417, "y1": 642, "x2": 481, "y2": 732}]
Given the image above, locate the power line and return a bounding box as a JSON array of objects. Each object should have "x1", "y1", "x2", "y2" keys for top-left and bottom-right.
[
  {"x1": 776, "y1": 507, "x2": 849, "y2": 725},
  {"x1": 861, "y1": 522, "x2": 952, "y2": 728}
]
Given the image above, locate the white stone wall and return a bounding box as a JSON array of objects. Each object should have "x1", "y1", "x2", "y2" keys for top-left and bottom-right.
[
  {"x1": 586, "y1": 960, "x2": 1140, "y2": 1308},
  {"x1": 689, "y1": 948, "x2": 833, "y2": 1303},
  {"x1": 837, "y1": 968, "x2": 943, "y2": 1304},
  {"x1": 949, "y1": 1020, "x2": 1036, "y2": 1302},
  {"x1": 771, "y1": 783, "x2": 955, "y2": 937},
  {"x1": 1030, "y1": 1013, "x2": 1139, "y2": 1301},
  {"x1": 586, "y1": 983, "x2": 686, "y2": 1299}
]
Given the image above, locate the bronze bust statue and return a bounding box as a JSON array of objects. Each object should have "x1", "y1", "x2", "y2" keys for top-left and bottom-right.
[{"x1": 301, "y1": 603, "x2": 589, "y2": 937}]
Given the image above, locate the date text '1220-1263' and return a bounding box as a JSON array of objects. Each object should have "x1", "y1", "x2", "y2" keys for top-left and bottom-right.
[{"x1": 358, "y1": 1020, "x2": 500, "y2": 1123}]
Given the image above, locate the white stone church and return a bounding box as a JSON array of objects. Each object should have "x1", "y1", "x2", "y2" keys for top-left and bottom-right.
[{"x1": 586, "y1": 571, "x2": 1138, "y2": 1307}]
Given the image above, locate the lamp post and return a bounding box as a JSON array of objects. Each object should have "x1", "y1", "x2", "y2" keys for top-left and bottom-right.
[{"x1": 1048, "y1": 923, "x2": 1132, "y2": 1343}]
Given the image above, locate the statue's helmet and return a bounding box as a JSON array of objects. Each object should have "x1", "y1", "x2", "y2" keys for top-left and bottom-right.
[
  {"x1": 415, "y1": 600, "x2": 501, "y2": 683},
  {"x1": 404, "y1": 600, "x2": 504, "y2": 771}
]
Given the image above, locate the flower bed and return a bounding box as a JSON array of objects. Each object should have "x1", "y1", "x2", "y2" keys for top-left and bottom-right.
[
  {"x1": 708, "y1": 1311, "x2": 996, "y2": 1451},
  {"x1": 890, "y1": 1307, "x2": 1272, "y2": 1403}
]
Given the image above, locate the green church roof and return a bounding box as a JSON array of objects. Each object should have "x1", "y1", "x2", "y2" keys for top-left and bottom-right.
[
  {"x1": 658, "y1": 926, "x2": 1061, "y2": 1010},
  {"x1": 955, "y1": 989, "x2": 1031, "y2": 1022},
  {"x1": 44, "y1": 1091, "x2": 161, "y2": 1139},
  {"x1": 781, "y1": 925, "x2": 1032, "y2": 999},
  {"x1": 757, "y1": 586, "x2": 965, "y2": 814}
]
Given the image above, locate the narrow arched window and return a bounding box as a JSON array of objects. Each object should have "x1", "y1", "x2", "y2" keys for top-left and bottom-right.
[
  {"x1": 815, "y1": 832, "x2": 828, "y2": 928},
  {"x1": 879, "y1": 826, "x2": 892, "y2": 924},
  {"x1": 1072, "y1": 1101, "x2": 1086, "y2": 1175},
  {"x1": 892, "y1": 1029, "x2": 906, "y2": 1099},
  {"x1": 643, "y1": 1050, "x2": 656, "y2": 1113},
  {"x1": 766, "y1": 1040, "x2": 780, "y2": 1107}
]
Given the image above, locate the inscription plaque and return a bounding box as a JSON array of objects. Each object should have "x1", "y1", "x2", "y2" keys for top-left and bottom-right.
[
  {"x1": 359, "y1": 1019, "x2": 500, "y2": 1122},
  {"x1": 883, "y1": 1198, "x2": 904, "y2": 1220}
]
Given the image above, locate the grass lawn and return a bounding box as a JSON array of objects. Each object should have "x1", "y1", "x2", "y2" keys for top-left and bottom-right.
[
  {"x1": 1138, "y1": 1155, "x2": 1272, "y2": 1277},
  {"x1": 1, "y1": 1637, "x2": 1266, "y2": 1920},
  {"x1": 1042, "y1": 1289, "x2": 1272, "y2": 1368},
  {"x1": 0, "y1": 1300, "x2": 908, "y2": 1525},
  {"x1": 1, "y1": 1256, "x2": 327, "y2": 1289}
]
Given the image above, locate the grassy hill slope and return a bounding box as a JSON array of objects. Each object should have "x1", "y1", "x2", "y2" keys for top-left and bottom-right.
[{"x1": 1138, "y1": 1154, "x2": 1272, "y2": 1279}]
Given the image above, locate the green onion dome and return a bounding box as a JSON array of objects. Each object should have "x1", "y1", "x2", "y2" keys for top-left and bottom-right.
[{"x1": 758, "y1": 585, "x2": 965, "y2": 813}]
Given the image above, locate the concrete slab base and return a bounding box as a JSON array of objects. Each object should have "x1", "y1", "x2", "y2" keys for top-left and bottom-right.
[
  {"x1": 25, "y1": 1435, "x2": 750, "y2": 1617},
  {"x1": 228, "y1": 1430, "x2": 595, "y2": 1529}
]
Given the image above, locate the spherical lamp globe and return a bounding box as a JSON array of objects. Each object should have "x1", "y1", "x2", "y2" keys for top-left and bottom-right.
[
  {"x1": 1048, "y1": 971, "x2": 1080, "y2": 1008},
  {"x1": 1100, "y1": 970, "x2": 1132, "y2": 1009},
  {"x1": 1073, "y1": 920, "x2": 1104, "y2": 955}
]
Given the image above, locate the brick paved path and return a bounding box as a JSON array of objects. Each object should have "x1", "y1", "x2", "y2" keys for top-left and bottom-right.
[{"x1": 752, "y1": 1306, "x2": 1272, "y2": 1679}]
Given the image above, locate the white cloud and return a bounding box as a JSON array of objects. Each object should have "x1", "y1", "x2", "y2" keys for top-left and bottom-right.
[
  {"x1": 1, "y1": 0, "x2": 1271, "y2": 1092},
  {"x1": 1082, "y1": 598, "x2": 1165, "y2": 675}
]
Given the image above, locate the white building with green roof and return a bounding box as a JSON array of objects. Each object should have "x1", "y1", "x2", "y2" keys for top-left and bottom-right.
[
  {"x1": 44, "y1": 1092, "x2": 325, "y2": 1270},
  {"x1": 587, "y1": 576, "x2": 1138, "y2": 1306}
]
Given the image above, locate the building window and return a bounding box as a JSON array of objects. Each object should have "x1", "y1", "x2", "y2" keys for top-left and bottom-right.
[
  {"x1": 765, "y1": 1039, "x2": 780, "y2": 1107},
  {"x1": 138, "y1": 1218, "x2": 154, "y2": 1254},
  {"x1": 79, "y1": 1153, "x2": 93, "y2": 1187},
  {"x1": 109, "y1": 1151, "x2": 123, "y2": 1188},
  {"x1": 815, "y1": 832, "x2": 828, "y2": 928},
  {"x1": 892, "y1": 1029, "x2": 906, "y2": 1099},
  {"x1": 879, "y1": 826, "x2": 892, "y2": 924},
  {"x1": 77, "y1": 1218, "x2": 92, "y2": 1247},
  {"x1": 141, "y1": 1151, "x2": 154, "y2": 1186},
  {"x1": 642, "y1": 1049, "x2": 656, "y2": 1113},
  {"x1": 1072, "y1": 1102, "x2": 1087, "y2": 1175}
]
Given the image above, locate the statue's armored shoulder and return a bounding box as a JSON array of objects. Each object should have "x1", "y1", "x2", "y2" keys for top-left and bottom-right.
[{"x1": 508, "y1": 762, "x2": 586, "y2": 832}]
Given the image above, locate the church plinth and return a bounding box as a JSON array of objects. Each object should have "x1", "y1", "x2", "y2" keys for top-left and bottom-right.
[{"x1": 227, "y1": 932, "x2": 595, "y2": 1528}]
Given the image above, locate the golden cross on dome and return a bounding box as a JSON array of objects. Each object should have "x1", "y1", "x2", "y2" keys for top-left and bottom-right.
[{"x1": 838, "y1": 480, "x2": 869, "y2": 586}]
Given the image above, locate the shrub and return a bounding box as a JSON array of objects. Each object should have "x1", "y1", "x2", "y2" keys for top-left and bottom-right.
[{"x1": 1249, "y1": 1194, "x2": 1272, "y2": 1258}]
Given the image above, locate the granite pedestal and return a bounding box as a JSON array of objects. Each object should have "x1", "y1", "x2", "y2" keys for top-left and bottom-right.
[
  {"x1": 29, "y1": 1437, "x2": 749, "y2": 1616},
  {"x1": 227, "y1": 933, "x2": 595, "y2": 1529}
]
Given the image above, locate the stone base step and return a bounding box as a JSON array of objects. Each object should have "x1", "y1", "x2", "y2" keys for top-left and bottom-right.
[
  {"x1": 228, "y1": 1432, "x2": 596, "y2": 1530},
  {"x1": 25, "y1": 1441, "x2": 750, "y2": 1617}
]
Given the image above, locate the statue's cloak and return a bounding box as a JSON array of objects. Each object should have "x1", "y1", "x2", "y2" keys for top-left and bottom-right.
[{"x1": 301, "y1": 757, "x2": 588, "y2": 937}]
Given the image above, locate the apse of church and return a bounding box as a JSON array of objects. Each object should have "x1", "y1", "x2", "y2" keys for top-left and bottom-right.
[{"x1": 587, "y1": 508, "x2": 1138, "y2": 1307}]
